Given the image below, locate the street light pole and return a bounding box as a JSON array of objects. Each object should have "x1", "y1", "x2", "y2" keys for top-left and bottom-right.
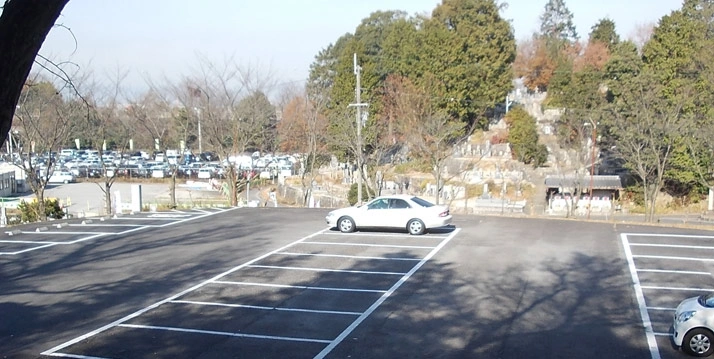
[
  {"x1": 586, "y1": 120, "x2": 597, "y2": 220},
  {"x1": 349, "y1": 53, "x2": 368, "y2": 205},
  {"x1": 190, "y1": 86, "x2": 208, "y2": 155},
  {"x1": 197, "y1": 109, "x2": 202, "y2": 154}
]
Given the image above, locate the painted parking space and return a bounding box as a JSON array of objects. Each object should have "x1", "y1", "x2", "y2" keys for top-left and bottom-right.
[
  {"x1": 0, "y1": 208, "x2": 234, "y2": 256},
  {"x1": 622, "y1": 232, "x2": 714, "y2": 359},
  {"x1": 41, "y1": 226, "x2": 460, "y2": 358}
]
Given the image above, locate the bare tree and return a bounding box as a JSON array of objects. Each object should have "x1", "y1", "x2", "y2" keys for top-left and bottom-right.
[
  {"x1": 188, "y1": 57, "x2": 275, "y2": 206},
  {"x1": 125, "y1": 89, "x2": 173, "y2": 152},
  {"x1": 82, "y1": 69, "x2": 135, "y2": 215},
  {"x1": 14, "y1": 71, "x2": 87, "y2": 220},
  {"x1": 610, "y1": 72, "x2": 690, "y2": 221},
  {"x1": 276, "y1": 86, "x2": 329, "y2": 206},
  {"x1": 384, "y1": 75, "x2": 466, "y2": 205},
  {"x1": 552, "y1": 111, "x2": 600, "y2": 218}
]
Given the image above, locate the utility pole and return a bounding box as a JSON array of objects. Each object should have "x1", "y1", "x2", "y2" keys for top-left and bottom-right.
[
  {"x1": 586, "y1": 120, "x2": 597, "y2": 220},
  {"x1": 349, "y1": 53, "x2": 368, "y2": 205}
]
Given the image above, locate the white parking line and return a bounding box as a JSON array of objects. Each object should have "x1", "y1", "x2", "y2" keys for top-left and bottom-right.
[
  {"x1": 248, "y1": 264, "x2": 406, "y2": 276},
  {"x1": 118, "y1": 324, "x2": 333, "y2": 344},
  {"x1": 113, "y1": 217, "x2": 177, "y2": 221},
  {"x1": 642, "y1": 285, "x2": 714, "y2": 292},
  {"x1": 647, "y1": 307, "x2": 675, "y2": 311},
  {"x1": 629, "y1": 243, "x2": 714, "y2": 250},
  {"x1": 1, "y1": 208, "x2": 237, "y2": 258},
  {"x1": 626, "y1": 233, "x2": 714, "y2": 239},
  {"x1": 633, "y1": 254, "x2": 714, "y2": 263},
  {"x1": 69, "y1": 223, "x2": 144, "y2": 227},
  {"x1": 277, "y1": 252, "x2": 421, "y2": 261},
  {"x1": 156, "y1": 209, "x2": 238, "y2": 228},
  {"x1": 1, "y1": 244, "x2": 57, "y2": 255},
  {"x1": 65, "y1": 233, "x2": 110, "y2": 245},
  {"x1": 323, "y1": 231, "x2": 448, "y2": 239},
  {"x1": 18, "y1": 231, "x2": 115, "y2": 235},
  {"x1": 0, "y1": 240, "x2": 60, "y2": 244},
  {"x1": 302, "y1": 241, "x2": 435, "y2": 249},
  {"x1": 170, "y1": 300, "x2": 362, "y2": 316},
  {"x1": 621, "y1": 233, "x2": 661, "y2": 359},
  {"x1": 314, "y1": 228, "x2": 461, "y2": 359},
  {"x1": 148, "y1": 214, "x2": 192, "y2": 218},
  {"x1": 638, "y1": 269, "x2": 711, "y2": 275},
  {"x1": 0, "y1": 233, "x2": 109, "y2": 256},
  {"x1": 213, "y1": 280, "x2": 387, "y2": 293}
]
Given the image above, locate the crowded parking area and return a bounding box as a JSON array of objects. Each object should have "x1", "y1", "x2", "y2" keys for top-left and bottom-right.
[{"x1": 1, "y1": 149, "x2": 297, "y2": 182}]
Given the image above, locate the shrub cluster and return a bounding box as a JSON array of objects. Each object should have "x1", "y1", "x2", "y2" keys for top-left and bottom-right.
[{"x1": 17, "y1": 198, "x2": 64, "y2": 222}]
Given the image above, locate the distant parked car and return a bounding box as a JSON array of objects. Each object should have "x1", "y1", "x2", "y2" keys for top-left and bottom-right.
[
  {"x1": 150, "y1": 165, "x2": 167, "y2": 178},
  {"x1": 197, "y1": 167, "x2": 214, "y2": 179},
  {"x1": 325, "y1": 195, "x2": 452, "y2": 235},
  {"x1": 48, "y1": 171, "x2": 76, "y2": 184}
]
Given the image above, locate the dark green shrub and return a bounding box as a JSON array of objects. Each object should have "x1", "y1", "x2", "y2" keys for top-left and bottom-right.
[
  {"x1": 347, "y1": 183, "x2": 370, "y2": 206},
  {"x1": 17, "y1": 198, "x2": 64, "y2": 222}
]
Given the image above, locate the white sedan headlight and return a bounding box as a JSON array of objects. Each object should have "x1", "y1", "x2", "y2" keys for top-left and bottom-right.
[{"x1": 677, "y1": 310, "x2": 697, "y2": 322}]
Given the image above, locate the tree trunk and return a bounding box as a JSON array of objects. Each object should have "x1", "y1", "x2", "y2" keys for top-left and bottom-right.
[
  {"x1": 169, "y1": 170, "x2": 177, "y2": 209},
  {"x1": 37, "y1": 188, "x2": 46, "y2": 222},
  {"x1": 226, "y1": 167, "x2": 238, "y2": 206},
  {"x1": 104, "y1": 182, "x2": 113, "y2": 215},
  {"x1": 0, "y1": 0, "x2": 68, "y2": 146},
  {"x1": 434, "y1": 163, "x2": 442, "y2": 205}
]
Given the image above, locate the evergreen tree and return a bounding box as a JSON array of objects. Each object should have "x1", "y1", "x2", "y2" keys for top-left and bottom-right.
[
  {"x1": 589, "y1": 18, "x2": 620, "y2": 49},
  {"x1": 539, "y1": 0, "x2": 579, "y2": 45},
  {"x1": 506, "y1": 107, "x2": 547, "y2": 166},
  {"x1": 424, "y1": 0, "x2": 516, "y2": 128}
]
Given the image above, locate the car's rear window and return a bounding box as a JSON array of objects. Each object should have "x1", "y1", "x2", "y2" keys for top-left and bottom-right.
[{"x1": 410, "y1": 197, "x2": 434, "y2": 208}]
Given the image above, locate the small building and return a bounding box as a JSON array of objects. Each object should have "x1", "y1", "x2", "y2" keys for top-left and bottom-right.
[
  {"x1": 0, "y1": 170, "x2": 16, "y2": 197},
  {"x1": 545, "y1": 175, "x2": 623, "y2": 214}
]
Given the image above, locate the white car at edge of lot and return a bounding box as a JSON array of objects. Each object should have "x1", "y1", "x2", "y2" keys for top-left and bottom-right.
[
  {"x1": 48, "y1": 171, "x2": 76, "y2": 184},
  {"x1": 325, "y1": 194, "x2": 452, "y2": 235},
  {"x1": 674, "y1": 293, "x2": 714, "y2": 357}
]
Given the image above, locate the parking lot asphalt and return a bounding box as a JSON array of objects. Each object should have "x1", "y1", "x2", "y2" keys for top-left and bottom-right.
[{"x1": 1, "y1": 208, "x2": 712, "y2": 358}]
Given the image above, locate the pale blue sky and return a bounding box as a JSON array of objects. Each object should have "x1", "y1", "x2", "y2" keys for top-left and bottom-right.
[{"x1": 38, "y1": 0, "x2": 681, "y2": 93}]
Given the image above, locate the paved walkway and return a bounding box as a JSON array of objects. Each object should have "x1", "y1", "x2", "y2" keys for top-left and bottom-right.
[{"x1": 15, "y1": 181, "x2": 225, "y2": 217}]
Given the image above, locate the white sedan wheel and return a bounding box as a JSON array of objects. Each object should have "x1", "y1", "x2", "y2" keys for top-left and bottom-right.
[
  {"x1": 338, "y1": 216, "x2": 355, "y2": 233},
  {"x1": 408, "y1": 219, "x2": 425, "y2": 235}
]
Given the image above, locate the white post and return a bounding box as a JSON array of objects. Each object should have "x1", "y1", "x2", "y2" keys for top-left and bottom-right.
[
  {"x1": 114, "y1": 190, "x2": 122, "y2": 214},
  {"x1": 246, "y1": 157, "x2": 253, "y2": 205},
  {"x1": 709, "y1": 187, "x2": 713, "y2": 212},
  {"x1": 131, "y1": 184, "x2": 142, "y2": 212}
]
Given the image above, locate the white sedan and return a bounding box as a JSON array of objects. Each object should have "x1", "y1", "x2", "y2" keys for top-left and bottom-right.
[{"x1": 325, "y1": 195, "x2": 452, "y2": 235}]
